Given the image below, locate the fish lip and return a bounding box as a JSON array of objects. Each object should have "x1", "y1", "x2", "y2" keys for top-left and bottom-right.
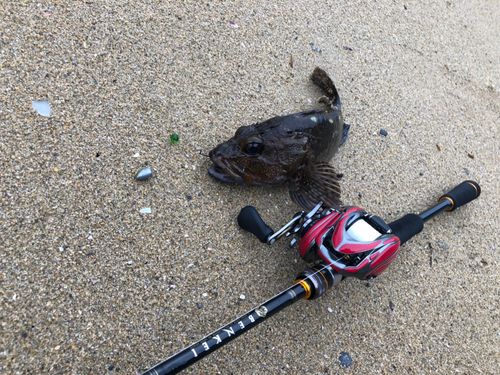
[{"x1": 208, "y1": 159, "x2": 245, "y2": 185}]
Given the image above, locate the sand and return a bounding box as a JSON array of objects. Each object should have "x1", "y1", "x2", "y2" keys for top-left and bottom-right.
[{"x1": 1, "y1": 1, "x2": 499, "y2": 374}]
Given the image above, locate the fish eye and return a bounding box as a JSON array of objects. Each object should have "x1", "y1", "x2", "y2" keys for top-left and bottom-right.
[{"x1": 244, "y1": 142, "x2": 264, "y2": 156}]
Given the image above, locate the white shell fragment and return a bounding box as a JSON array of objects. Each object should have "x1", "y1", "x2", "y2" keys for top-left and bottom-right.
[
  {"x1": 140, "y1": 207, "x2": 151, "y2": 214},
  {"x1": 239, "y1": 294, "x2": 245, "y2": 300},
  {"x1": 32, "y1": 100, "x2": 51, "y2": 116},
  {"x1": 135, "y1": 167, "x2": 152, "y2": 181}
]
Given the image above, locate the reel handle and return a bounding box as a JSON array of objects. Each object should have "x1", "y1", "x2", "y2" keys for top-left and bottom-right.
[{"x1": 237, "y1": 206, "x2": 274, "y2": 243}]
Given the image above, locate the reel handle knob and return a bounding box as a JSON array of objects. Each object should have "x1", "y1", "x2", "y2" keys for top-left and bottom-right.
[
  {"x1": 439, "y1": 180, "x2": 481, "y2": 211},
  {"x1": 238, "y1": 206, "x2": 274, "y2": 243}
]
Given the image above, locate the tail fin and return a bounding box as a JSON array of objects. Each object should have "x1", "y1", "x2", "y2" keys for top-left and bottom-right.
[{"x1": 310, "y1": 67, "x2": 341, "y2": 108}]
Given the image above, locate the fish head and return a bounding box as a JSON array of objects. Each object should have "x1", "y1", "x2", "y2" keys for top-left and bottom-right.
[{"x1": 209, "y1": 122, "x2": 311, "y2": 186}]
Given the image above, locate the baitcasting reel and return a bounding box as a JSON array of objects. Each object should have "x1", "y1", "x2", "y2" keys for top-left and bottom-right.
[{"x1": 239, "y1": 203, "x2": 400, "y2": 282}]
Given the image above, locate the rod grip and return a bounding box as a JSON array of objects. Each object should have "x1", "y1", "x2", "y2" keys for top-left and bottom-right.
[
  {"x1": 439, "y1": 180, "x2": 481, "y2": 211},
  {"x1": 388, "y1": 214, "x2": 424, "y2": 245},
  {"x1": 238, "y1": 206, "x2": 274, "y2": 243}
]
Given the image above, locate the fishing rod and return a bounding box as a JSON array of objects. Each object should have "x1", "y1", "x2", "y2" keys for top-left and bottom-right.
[{"x1": 141, "y1": 180, "x2": 481, "y2": 375}]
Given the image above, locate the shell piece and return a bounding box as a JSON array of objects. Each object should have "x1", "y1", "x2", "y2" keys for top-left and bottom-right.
[
  {"x1": 135, "y1": 168, "x2": 152, "y2": 181},
  {"x1": 33, "y1": 100, "x2": 51, "y2": 117}
]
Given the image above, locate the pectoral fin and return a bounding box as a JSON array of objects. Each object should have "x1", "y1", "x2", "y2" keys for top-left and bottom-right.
[{"x1": 289, "y1": 162, "x2": 343, "y2": 210}]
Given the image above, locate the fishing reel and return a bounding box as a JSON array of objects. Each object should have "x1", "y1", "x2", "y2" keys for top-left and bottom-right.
[{"x1": 238, "y1": 203, "x2": 400, "y2": 281}]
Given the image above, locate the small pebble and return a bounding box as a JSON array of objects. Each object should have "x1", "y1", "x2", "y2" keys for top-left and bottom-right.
[
  {"x1": 308, "y1": 42, "x2": 322, "y2": 54},
  {"x1": 135, "y1": 168, "x2": 152, "y2": 181},
  {"x1": 339, "y1": 352, "x2": 352, "y2": 367},
  {"x1": 239, "y1": 294, "x2": 245, "y2": 300},
  {"x1": 108, "y1": 365, "x2": 115, "y2": 371},
  {"x1": 140, "y1": 207, "x2": 151, "y2": 214},
  {"x1": 202, "y1": 293, "x2": 208, "y2": 297},
  {"x1": 133, "y1": 153, "x2": 140, "y2": 158},
  {"x1": 170, "y1": 133, "x2": 179, "y2": 144},
  {"x1": 328, "y1": 307, "x2": 333, "y2": 313},
  {"x1": 419, "y1": 172, "x2": 424, "y2": 176},
  {"x1": 380, "y1": 129, "x2": 388, "y2": 136}
]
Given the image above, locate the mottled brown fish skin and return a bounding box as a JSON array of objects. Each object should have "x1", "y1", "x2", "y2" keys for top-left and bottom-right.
[{"x1": 209, "y1": 67, "x2": 346, "y2": 210}]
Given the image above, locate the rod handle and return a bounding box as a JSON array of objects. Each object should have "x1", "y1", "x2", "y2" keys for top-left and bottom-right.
[
  {"x1": 439, "y1": 180, "x2": 481, "y2": 211},
  {"x1": 388, "y1": 214, "x2": 424, "y2": 246},
  {"x1": 237, "y1": 206, "x2": 274, "y2": 243}
]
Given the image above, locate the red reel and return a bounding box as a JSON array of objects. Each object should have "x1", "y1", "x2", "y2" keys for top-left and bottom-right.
[{"x1": 298, "y1": 207, "x2": 401, "y2": 280}]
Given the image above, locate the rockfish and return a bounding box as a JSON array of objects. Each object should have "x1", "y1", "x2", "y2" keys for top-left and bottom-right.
[{"x1": 208, "y1": 67, "x2": 350, "y2": 210}]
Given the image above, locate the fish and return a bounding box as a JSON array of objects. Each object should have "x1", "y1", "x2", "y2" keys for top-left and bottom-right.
[{"x1": 208, "y1": 67, "x2": 350, "y2": 210}]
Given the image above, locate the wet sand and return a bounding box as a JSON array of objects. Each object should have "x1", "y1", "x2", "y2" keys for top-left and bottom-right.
[{"x1": 1, "y1": 1, "x2": 499, "y2": 374}]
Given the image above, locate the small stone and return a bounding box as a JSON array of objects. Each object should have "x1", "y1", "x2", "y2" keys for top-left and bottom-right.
[
  {"x1": 239, "y1": 294, "x2": 245, "y2": 300},
  {"x1": 202, "y1": 293, "x2": 208, "y2": 297},
  {"x1": 339, "y1": 352, "x2": 352, "y2": 367},
  {"x1": 140, "y1": 207, "x2": 151, "y2": 214},
  {"x1": 127, "y1": 261, "x2": 133, "y2": 265},
  {"x1": 170, "y1": 133, "x2": 179, "y2": 144},
  {"x1": 135, "y1": 168, "x2": 152, "y2": 181},
  {"x1": 380, "y1": 129, "x2": 388, "y2": 136},
  {"x1": 133, "y1": 153, "x2": 140, "y2": 158},
  {"x1": 108, "y1": 365, "x2": 115, "y2": 371},
  {"x1": 328, "y1": 307, "x2": 333, "y2": 313},
  {"x1": 436, "y1": 240, "x2": 450, "y2": 250},
  {"x1": 186, "y1": 195, "x2": 192, "y2": 200},
  {"x1": 308, "y1": 42, "x2": 322, "y2": 54},
  {"x1": 419, "y1": 172, "x2": 424, "y2": 176}
]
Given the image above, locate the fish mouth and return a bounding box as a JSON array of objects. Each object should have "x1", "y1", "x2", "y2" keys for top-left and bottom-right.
[{"x1": 208, "y1": 159, "x2": 245, "y2": 185}]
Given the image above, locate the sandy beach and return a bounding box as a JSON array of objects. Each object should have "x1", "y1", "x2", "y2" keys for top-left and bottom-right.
[{"x1": 1, "y1": 1, "x2": 499, "y2": 374}]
